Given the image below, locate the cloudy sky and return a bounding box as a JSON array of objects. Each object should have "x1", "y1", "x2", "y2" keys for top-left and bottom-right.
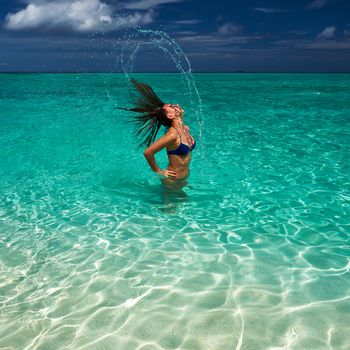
[{"x1": 0, "y1": 0, "x2": 350, "y2": 72}]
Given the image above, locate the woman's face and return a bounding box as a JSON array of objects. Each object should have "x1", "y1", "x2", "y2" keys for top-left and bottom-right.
[{"x1": 162, "y1": 104, "x2": 184, "y2": 119}]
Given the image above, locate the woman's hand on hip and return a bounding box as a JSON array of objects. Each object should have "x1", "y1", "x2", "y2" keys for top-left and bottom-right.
[{"x1": 158, "y1": 169, "x2": 177, "y2": 178}]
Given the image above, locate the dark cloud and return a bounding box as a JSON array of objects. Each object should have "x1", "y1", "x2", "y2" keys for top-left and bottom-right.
[
  {"x1": 217, "y1": 22, "x2": 244, "y2": 36},
  {"x1": 306, "y1": 0, "x2": 328, "y2": 10},
  {"x1": 253, "y1": 7, "x2": 292, "y2": 14},
  {"x1": 122, "y1": 0, "x2": 186, "y2": 10}
]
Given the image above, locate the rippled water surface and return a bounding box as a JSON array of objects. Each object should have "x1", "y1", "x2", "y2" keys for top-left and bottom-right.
[{"x1": 0, "y1": 73, "x2": 349, "y2": 349}]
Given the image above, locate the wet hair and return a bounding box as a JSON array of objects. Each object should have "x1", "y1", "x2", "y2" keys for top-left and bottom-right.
[{"x1": 117, "y1": 78, "x2": 172, "y2": 147}]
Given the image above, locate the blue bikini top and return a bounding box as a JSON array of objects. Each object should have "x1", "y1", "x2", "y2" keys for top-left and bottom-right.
[{"x1": 167, "y1": 127, "x2": 196, "y2": 156}]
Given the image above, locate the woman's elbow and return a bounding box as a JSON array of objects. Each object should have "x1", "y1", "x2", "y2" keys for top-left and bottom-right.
[{"x1": 143, "y1": 149, "x2": 152, "y2": 158}]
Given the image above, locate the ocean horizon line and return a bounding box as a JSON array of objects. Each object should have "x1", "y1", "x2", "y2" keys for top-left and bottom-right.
[{"x1": 1, "y1": 71, "x2": 350, "y2": 74}]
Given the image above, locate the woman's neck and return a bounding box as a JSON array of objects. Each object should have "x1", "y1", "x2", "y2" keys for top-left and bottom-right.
[{"x1": 172, "y1": 117, "x2": 183, "y2": 129}]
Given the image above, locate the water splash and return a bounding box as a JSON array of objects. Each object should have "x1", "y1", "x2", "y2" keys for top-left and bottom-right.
[{"x1": 115, "y1": 28, "x2": 204, "y2": 146}]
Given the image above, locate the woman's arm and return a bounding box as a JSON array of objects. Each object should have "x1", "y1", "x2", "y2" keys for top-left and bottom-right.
[{"x1": 143, "y1": 128, "x2": 177, "y2": 175}]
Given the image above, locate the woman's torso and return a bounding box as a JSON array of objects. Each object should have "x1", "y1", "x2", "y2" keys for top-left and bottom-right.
[{"x1": 166, "y1": 126, "x2": 195, "y2": 179}]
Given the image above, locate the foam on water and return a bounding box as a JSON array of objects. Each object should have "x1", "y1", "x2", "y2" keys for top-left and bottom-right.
[{"x1": 0, "y1": 73, "x2": 349, "y2": 349}]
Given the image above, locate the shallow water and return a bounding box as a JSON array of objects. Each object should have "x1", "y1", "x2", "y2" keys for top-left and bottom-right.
[{"x1": 0, "y1": 73, "x2": 349, "y2": 349}]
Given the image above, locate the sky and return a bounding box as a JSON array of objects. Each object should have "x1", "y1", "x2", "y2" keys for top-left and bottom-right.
[{"x1": 0, "y1": 0, "x2": 350, "y2": 72}]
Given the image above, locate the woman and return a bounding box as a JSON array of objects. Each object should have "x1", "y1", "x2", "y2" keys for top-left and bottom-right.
[{"x1": 119, "y1": 78, "x2": 196, "y2": 180}]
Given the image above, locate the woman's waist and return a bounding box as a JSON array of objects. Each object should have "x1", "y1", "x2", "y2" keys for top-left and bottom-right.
[
  {"x1": 167, "y1": 165, "x2": 189, "y2": 179},
  {"x1": 168, "y1": 156, "x2": 191, "y2": 167},
  {"x1": 167, "y1": 162, "x2": 189, "y2": 171}
]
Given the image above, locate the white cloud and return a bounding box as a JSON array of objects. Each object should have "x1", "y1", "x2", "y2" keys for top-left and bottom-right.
[
  {"x1": 218, "y1": 22, "x2": 243, "y2": 36},
  {"x1": 123, "y1": 0, "x2": 186, "y2": 10},
  {"x1": 172, "y1": 19, "x2": 201, "y2": 25},
  {"x1": 306, "y1": 0, "x2": 328, "y2": 10},
  {"x1": 253, "y1": 7, "x2": 292, "y2": 13},
  {"x1": 4, "y1": 0, "x2": 154, "y2": 32},
  {"x1": 317, "y1": 26, "x2": 336, "y2": 39}
]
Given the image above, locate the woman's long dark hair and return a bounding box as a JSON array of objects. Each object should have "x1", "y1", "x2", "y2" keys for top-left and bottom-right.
[{"x1": 118, "y1": 78, "x2": 172, "y2": 147}]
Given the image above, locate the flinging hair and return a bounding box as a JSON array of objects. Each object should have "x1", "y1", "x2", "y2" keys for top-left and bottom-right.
[{"x1": 118, "y1": 78, "x2": 171, "y2": 147}]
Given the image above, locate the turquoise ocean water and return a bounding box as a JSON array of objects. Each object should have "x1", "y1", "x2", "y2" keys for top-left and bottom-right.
[{"x1": 0, "y1": 73, "x2": 349, "y2": 349}]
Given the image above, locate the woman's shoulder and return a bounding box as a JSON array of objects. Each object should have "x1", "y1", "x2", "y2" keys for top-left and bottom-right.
[
  {"x1": 166, "y1": 126, "x2": 180, "y2": 135},
  {"x1": 164, "y1": 127, "x2": 178, "y2": 140}
]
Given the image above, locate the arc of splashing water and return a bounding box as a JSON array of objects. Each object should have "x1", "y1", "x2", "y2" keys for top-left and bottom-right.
[{"x1": 117, "y1": 29, "x2": 204, "y2": 148}]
